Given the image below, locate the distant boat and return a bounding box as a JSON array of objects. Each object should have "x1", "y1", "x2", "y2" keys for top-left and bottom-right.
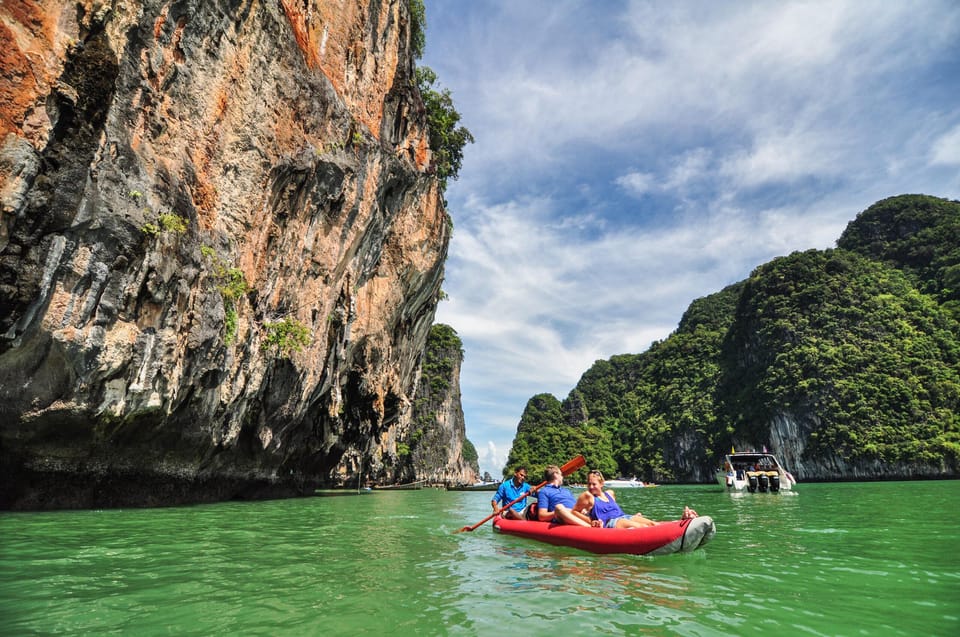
[
  {"x1": 716, "y1": 451, "x2": 797, "y2": 492},
  {"x1": 604, "y1": 478, "x2": 649, "y2": 488},
  {"x1": 447, "y1": 481, "x2": 499, "y2": 492},
  {"x1": 314, "y1": 488, "x2": 373, "y2": 497},
  {"x1": 372, "y1": 480, "x2": 425, "y2": 491}
]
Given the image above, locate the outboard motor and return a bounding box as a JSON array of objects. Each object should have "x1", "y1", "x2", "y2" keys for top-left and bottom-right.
[
  {"x1": 768, "y1": 471, "x2": 781, "y2": 492},
  {"x1": 747, "y1": 472, "x2": 758, "y2": 492},
  {"x1": 758, "y1": 472, "x2": 769, "y2": 492}
]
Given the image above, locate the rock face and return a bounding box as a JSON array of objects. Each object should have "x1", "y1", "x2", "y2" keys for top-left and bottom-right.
[
  {"x1": 403, "y1": 324, "x2": 477, "y2": 485},
  {"x1": 0, "y1": 1, "x2": 451, "y2": 508}
]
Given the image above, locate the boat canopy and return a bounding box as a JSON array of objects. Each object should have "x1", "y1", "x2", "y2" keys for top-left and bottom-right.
[{"x1": 723, "y1": 452, "x2": 781, "y2": 466}]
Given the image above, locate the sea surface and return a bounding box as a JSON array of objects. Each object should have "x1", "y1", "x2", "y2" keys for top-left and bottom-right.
[{"x1": 1, "y1": 480, "x2": 957, "y2": 636}]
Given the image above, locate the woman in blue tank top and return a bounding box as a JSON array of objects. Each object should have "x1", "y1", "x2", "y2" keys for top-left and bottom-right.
[{"x1": 575, "y1": 470, "x2": 699, "y2": 529}]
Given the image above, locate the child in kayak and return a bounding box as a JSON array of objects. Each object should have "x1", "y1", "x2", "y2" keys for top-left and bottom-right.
[{"x1": 576, "y1": 470, "x2": 698, "y2": 528}]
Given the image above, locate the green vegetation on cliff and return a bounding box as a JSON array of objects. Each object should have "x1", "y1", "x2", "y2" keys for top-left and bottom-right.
[
  {"x1": 408, "y1": 0, "x2": 426, "y2": 59},
  {"x1": 505, "y1": 285, "x2": 741, "y2": 482},
  {"x1": 404, "y1": 324, "x2": 479, "y2": 479},
  {"x1": 461, "y1": 438, "x2": 479, "y2": 469},
  {"x1": 408, "y1": 1, "x2": 474, "y2": 193},
  {"x1": 416, "y1": 67, "x2": 474, "y2": 191},
  {"x1": 837, "y1": 194, "x2": 960, "y2": 317},
  {"x1": 506, "y1": 194, "x2": 960, "y2": 481},
  {"x1": 504, "y1": 393, "x2": 613, "y2": 484},
  {"x1": 720, "y1": 248, "x2": 960, "y2": 466}
]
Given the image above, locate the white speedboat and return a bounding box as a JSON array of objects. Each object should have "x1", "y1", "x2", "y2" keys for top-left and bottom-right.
[
  {"x1": 603, "y1": 477, "x2": 649, "y2": 488},
  {"x1": 716, "y1": 451, "x2": 796, "y2": 492}
]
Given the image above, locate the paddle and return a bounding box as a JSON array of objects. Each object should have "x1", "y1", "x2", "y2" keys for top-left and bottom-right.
[{"x1": 454, "y1": 455, "x2": 586, "y2": 533}]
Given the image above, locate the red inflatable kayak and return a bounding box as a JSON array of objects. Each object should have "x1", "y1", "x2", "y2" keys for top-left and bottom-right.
[{"x1": 492, "y1": 516, "x2": 716, "y2": 555}]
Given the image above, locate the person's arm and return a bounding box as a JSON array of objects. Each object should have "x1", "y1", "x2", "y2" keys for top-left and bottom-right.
[
  {"x1": 537, "y1": 489, "x2": 553, "y2": 521},
  {"x1": 491, "y1": 484, "x2": 505, "y2": 511},
  {"x1": 574, "y1": 491, "x2": 593, "y2": 516},
  {"x1": 567, "y1": 493, "x2": 594, "y2": 525}
]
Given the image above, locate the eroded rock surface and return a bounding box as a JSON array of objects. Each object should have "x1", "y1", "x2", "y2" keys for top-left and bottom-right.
[{"x1": 1, "y1": 0, "x2": 454, "y2": 508}]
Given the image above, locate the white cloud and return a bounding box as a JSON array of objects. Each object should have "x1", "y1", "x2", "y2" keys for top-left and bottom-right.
[
  {"x1": 931, "y1": 124, "x2": 960, "y2": 166},
  {"x1": 438, "y1": 191, "x2": 853, "y2": 476},
  {"x1": 617, "y1": 149, "x2": 715, "y2": 198},
  {"x1": 664, "y1": 148, "x2": 714, "y2": 191},
  {"x1": 616, "y1": 172, "x2": 656, "y2": 197},
  {"x1": 449, "y1": 1, "x2": 956, "y2": 184},
  {"x1": 720, "y1": 131, "x2": 840, "y2": 188},
  {"x1": 480, "y1": 441, "x2": 507, "y2": 479}
]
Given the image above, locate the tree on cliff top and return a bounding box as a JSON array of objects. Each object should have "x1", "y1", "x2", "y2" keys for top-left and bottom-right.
[
  {"x1": 416, "y1": 66, "x2": 474, "y2": 191},
  {"x1": 409, "y1": 0, "x2": 426, "y2": 59},
  {"x1": 408, "y1": 1, "x2": 474, "y2": 191},
  {"x1": 504, "y1": 393, "x2": 613, "y2": 482},
  {"x1": 837, "y1": 194, "x2": 960, "y2": 317}
]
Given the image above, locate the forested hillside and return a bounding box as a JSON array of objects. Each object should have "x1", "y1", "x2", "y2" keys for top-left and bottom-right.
[{"x1": 506, "y1": 195, "x2": 960, "y2": 483}]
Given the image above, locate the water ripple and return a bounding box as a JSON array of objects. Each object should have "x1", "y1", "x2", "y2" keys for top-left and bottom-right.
[{"x1": 1, "y1": 483, "x2": 958, "y2": 635}]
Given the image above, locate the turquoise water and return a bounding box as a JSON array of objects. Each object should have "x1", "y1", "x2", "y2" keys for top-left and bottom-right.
[{"x1": 1, "y1": 481, "x2": 958, "y2": 635}]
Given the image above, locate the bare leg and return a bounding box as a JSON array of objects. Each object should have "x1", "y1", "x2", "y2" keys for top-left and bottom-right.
[
  {"x1": 613, "y1": 509, "x2": 697, "y2": 528},
  {"x1": 503, "y1": 507, "x2": 525, "y2": 520},
  {"x1": 614, "y1": 514, "x2": 656, "y2": 528}
]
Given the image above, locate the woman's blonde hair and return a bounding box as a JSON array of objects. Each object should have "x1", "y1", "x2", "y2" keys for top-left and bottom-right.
[{"x1": 588, "y1": 470, "x2": 604, "y2": 481}]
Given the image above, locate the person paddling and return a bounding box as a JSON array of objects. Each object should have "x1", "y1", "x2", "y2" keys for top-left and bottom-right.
[
  {"x1": 575, "y1": 470, "x2": 698, "y2": 528},
  {"x1": 491, "y1": 466, "x2": 536, "y2": 520}
]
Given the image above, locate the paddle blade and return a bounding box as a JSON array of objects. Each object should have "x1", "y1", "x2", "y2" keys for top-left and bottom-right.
[{"x1": 560, "y1": 455, "x2": 586, "y2": 476}]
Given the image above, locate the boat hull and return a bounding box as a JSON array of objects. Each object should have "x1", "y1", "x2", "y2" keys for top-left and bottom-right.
[
  {"x1": 447, "y1": 483, "x2": 499, "y2": 491},
  {"x1": 603, "y1": 479, "x2": 646, "y2": 488},
  {"x1": 372, "y1": 481, "x2": 424, "y2": 490},
  {"x1": 493, "y1": 516, "x2": 716, "y2": 555}
]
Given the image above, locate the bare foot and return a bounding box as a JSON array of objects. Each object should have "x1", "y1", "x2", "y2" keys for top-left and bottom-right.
[{"x1": 682, "y1": 506, "x2": 698, "y2": 519}]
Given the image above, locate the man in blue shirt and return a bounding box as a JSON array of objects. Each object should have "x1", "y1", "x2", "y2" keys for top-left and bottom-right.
[
  {"x1": 537, "y1": 464, "x2": 591, "y2": 526},
  {"x1": 492, "y1": 466, "x2": 535, "y2": 519}
]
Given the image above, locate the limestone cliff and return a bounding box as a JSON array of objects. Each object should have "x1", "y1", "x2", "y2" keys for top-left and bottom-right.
[
  {"x1": 403, "y1": 323, "x2": 477, "y2": 485},
  {"x1": 0, "y1": 0, "x2": 451, "y2": 508}
]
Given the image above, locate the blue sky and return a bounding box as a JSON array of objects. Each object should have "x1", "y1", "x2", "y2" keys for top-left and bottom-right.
[{"x1": 420, "y1": 1, "x2": 960, "y2": 478}]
